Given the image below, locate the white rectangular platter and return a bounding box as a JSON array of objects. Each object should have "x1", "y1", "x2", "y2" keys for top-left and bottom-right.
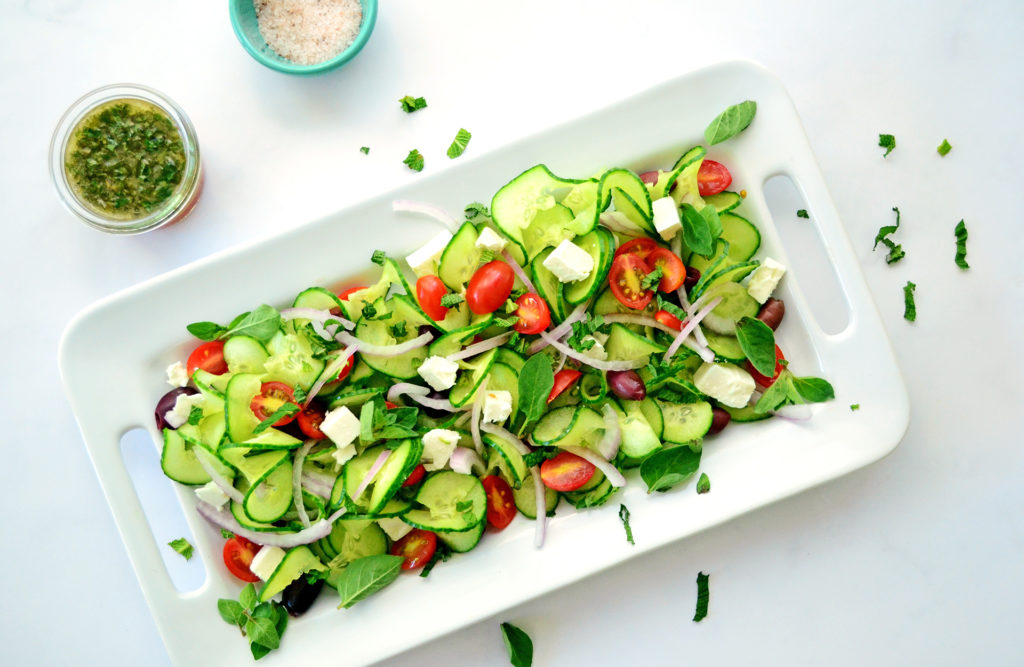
[{"x1": 59, "y1": 61, "x2": 909, "y2": 666}]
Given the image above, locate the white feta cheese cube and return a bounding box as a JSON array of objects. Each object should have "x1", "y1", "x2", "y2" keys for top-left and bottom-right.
[
  {"x1": 406, "y1": 230, "x2": 453, "y2": 278},
  {"x1": 418, "y1": 355, "x2": 459, "y2": 391},
  {"x1": 483, "y1": 390, "x2": 513, "y2": 424},
  {"x1": 331, "y1": 442, "x2": 357, "y2": 467},
  {"x1": 421, "y1": 428, "x2": 461, "y2": 471},
  {"x1": 652, "y1": 197, "x2": 681, "y2": 241},
  {"x1": 320, "y1": 406, "x2": 360, "y2": 448},
  {"x1": 475, "y1": 227, "x2": 507, "y2": 253},
  {"x1": 746, "y1": 258, "x2": 787, "y2": 304},
  {"x1": 194, "y1": 481, "x2": 230, "y2": 509},
  {"x1": 163, "y1": 392, "x2": 205, "y2": 429},
  {"x1": 377, "y1": 517, "x2": 413, "y2": 542},
  {"x1": 693, "y1": 362, "x2": 756, "y2": 409},
  {"x1": 165, "y1": 361, "x2": 189, "y2": 388},
  {"x1": 542, "y1": 239, "x2": 594, "y2": 283},
  {"x1": 249, "y1": 546, "x2": 286, "y2": 582}
]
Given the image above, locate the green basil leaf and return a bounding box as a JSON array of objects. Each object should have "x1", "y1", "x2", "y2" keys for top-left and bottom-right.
[
  {"x1": 954, "y1": 220, "x2": 969, "y2": 270},
  {"x1": 699, "y1": 204, "x2": 723, "y2": 241},
  {"x1": 903, "y1": 280, "x2": 917, "y2": 322},
  {"x1": 240, "y1": 583, "x2": 259, "y2": 612},
  {"x1": 167, "y1": 537, "x2": 193, "y2": 560},
  {"x1": 790, "y1": 376, "x2": 835, "y2": 403},
  {"x1": 399, "y1": 95, "x2": 427, "y2": 113},
  {"x1": 447, "y1": 128, "x2": 472, "y2": 159},
  {"x1": 245, "y1": 616, "x2": 280, "y2": 650},
  {"x1": 680, "y1": 203, "x2": 714, "y2": 257},
  {"x1": 217, "y1": 599, "x2": 245, "y2": 626},
  {"x1": 640, "y1": 444, "x2": 702, "y2": 493},
  {"x1": 518, "y1": 354, "x2": 555, "y2": 425},
  {"x1": 186, "y1": 321, "x2": 226, "y2": 341},
  {"x1": 734, "y1": 317, "x2": 777, "y2": 377},
  {"x1": 252, "y1": 403, "x2": 299, "y2": 435},
  {"x1": 500, "y1": 622, "x2": 534, "y2": 667},
  {"x1": 696, "y1": 472, "x2": 711, "y2": 494},
  {"x1": 693, "y1": 571, "x2": 710, "y2": 622},
  {"x1": 618, "y1": 504, "x2": 634, "y2": 545},
  {"x1": 704, "y1": 100, "x2": 757, "y2": 145},
  {"x1": 754, "y1": 374, "x2": 792, "y2": 414},
  {"x1": 335, "y1": 554, "x2": 404, "y2": 609},
  {"x1": 403, "y1": 149, "x2": 425, "y2": 172},
  {"x1": 250, "y1": 643, "x2": 271, "y2": 660},
  {"x1": 224, "y1": 304, "x2": 282, "y2": 343}
]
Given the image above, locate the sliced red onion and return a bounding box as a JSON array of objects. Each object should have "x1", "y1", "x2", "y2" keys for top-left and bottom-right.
[
  {"x1": 663, "y1": 296, "x2": 722, "y2": 362},
  {"x1": 531, "y1": 466, "x2": 547, "y2": 548},
  {"x1": 194, "y1": 451, "x2": 244, "y2": 504},
  {"x1": 602, "y1": 312, "x2": 678, "y2": 336},
  {"x1": 471, "y1": 378, "x2": 488, "y2": 455},
  {"x1": 293, "y1": 440, "x2": 316, "y2": 528},
  {"x1": 279, "y1": 307, "x2": 355, "y2": 335},
  {"x1": 392, "y1": 199, "x2": 459, "y2": 232},
  {"x1": 539, "y1": 330, "x2": 647, "y2": 371},
  {"x1": 528, "y1": 302, "x2": 588, "y2": 354},
  {"x1": 562, "y1": 445, "x2": 627, "y2": 488},
  {"x1": 446, "y1": 332, "x2": 513, "y2": 362},
  {"x1": 449, "y1": 447, "x2": 486, "y2": 475},
  {"x1": 599, "y1": 211, "x2": 645, "y2": 236},
  {"x1": 196, "y1": 502, "x2": 346, "y2": 548},
  {"x1": 501, "y1": 249, "x2": 537, "y2": 295},
  {"x1": 597, "y1": 404, "x2": 622, "y2": 460},
  {"x1": 553, "y1": 351, "x2": 567, "y2": 374},
  {"x1": 388, "y1": 383, "x2": 461, "y2": 412},
  {"x1": 353, "y1": 449, "x2": 390, "y2": 501},
  {"x1": 676, "y1": 285, "x2": 692, "y2": 312},
  {"x1": 301, "y1": 474, "x2": 333, "y2": 499},
  {"x1": 453, "y1": 412, "x2": 472, "y2": 429},
  {"x1": 479, "y1": 423, "x2": 531, "y2": 456},
  {"x1": 304, "y1": 345, "x2": 359, "y2": 407},
  {"x1": 336, "y1": 330, "x2": 432, "y2": 357}
]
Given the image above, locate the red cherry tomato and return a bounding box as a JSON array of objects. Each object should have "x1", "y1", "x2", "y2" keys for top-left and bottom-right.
[
  {"x1": 548, "y1": 369, "x2": 582, "y2": 403},
  {"x1": 402, "y1": 464, "x2": 426, "y2": 488},
  {"x1": 337, "y1": 286, "x2": 366, "y2": 301},
  {"x1": 385, "y1": 401, "x2": 398, "y2": 409},
  {"x1": 186, "y1": 340, "x2": 228, "y2": 376},
  {"x1": 482, "y1": 475, "x2": 516, "y2": 531},
  {"x1": 608, "y1": 254, "x2": 655, "y2": 309},
  {"x1": 614, "y1": 237, "x2": 660, "y2": 263},
  {"x1": 222, "y1": 536, "x2": 261, "y2": 582},
  {"x1": 638, "y1": 170, "x2": 661, "y2": 186},
  {"x1": 297, "y1": 404, "x2": 327, "y2": 439},
  {"x1": 513, "y1": 293, "x2": 551, "y2": 335},
  {"x1": 747, "y1": 344, "x2": 786, "y2": 387},
  {"x1": 655, "y1": 309, "x2": 683, "y2": 331},
  {"x1": 250, "y1": 381, "x2": 298, "y2": 426},
  {"x1": 697, "y1": 159, "x2": 733, "y2": 196},
  {"x1": 540, "y1": 451, "x2": 596, "y2": 492},
  {"x1": 466, "y1": 260, "x2": 515, "y2": 314},
  {"x1": 390, "y1": 529, "x2": 437, "y2": 570},
  {"x1": 645, "y1": 248, "x2": 687, "y2": 293},
  {"x1": 333, "y1": 351, "x2": 354, "y2": 383},
  {"x1": 416, "y1": 275, "x2": 450, "y2": 321}
]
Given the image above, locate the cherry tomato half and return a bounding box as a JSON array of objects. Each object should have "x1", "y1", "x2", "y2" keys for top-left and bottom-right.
[
  {"x1": 337, "y1": 286, "x2": 367, "y2": 301},
  {"x1": 638, "y1": 170, "x2": 661, "y2": 186},
  {"x1": 614, "y1": 237, "x2": 660, "y2": 263},
  {"x1": 466, "y1": 260, "x2": 515, "y2": 314},
  {"x1": 250, "y1": 381, "x2": 298, "y2": 426},
  {"x1": 646, "y1": 248, "x2": 687, "y2": 293},
  {"x1": 297, "y1": 404, "x2": 327, "y2": 440},
  {"x1": 513, "y1": 293, "x2": 551, "y2": 335},
  {"x1": 697, "y1": 159, "x2": 733, "y2": 197},
  {"x1": 548, "y1": 369, "x2": 582, "y2": 403},
  {"x1": 541, "y1": 451, "x2": 596, "y2": 492},
  {"x1": 747, "y1": 344, "x2": 786, "y2": 387},
  {"x1": 655, "y1": 309, "x2": 683, "y2": 331},
  {"x1": 333, "y1": 350, "x2": 354, "y2": 383},
  {"x1": 416, "y1": 275, "x2": 449, "y2": 322},
  {"x1": 482, "y1": 475, "x2": 516, "y2": 531},
  {"x1": 186, "y1": 340, "x2": 228, "y2": 377},
  {"x1": 402, "y1": 464, "x2": 426, "y2": 488},
  {"x1": 223, "y1": 536, "x2": 261, "y2": 582},
  {"x1": 390, "y1": 529, "x2": 437, "y2": 570},
  {"x1": 608, "y1": 254, "x2": 655, "y2": 310}
]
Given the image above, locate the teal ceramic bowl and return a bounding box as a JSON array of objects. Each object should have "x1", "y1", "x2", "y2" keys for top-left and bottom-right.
[{"x1": 229, "y1": 0, "x2": 377, "y2": 75}]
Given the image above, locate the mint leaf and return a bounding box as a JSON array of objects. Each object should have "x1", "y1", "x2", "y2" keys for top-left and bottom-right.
[
  {"x1": 700, "y1": 204, "x2": 723, "y2": 241},
  {"x1": 388, "y1": 321, "x2": 407, "y2": 338},
  {"x1": 245, "y1": 616, "x2": 280, "y2": 650},
  {"x1": 641, "y1": 265, "x2": 664, "y2": 291},
  {"x1": 187, "y1": 405, "x2": 203, "y2": 426},
  {"x1": 903, "y1": 280, "x2": 917, "y2": 322},
  {"x1": 360, "y1": 146, "x2": 370, "y2": 155},
  {"x1": 371, "y1": 249, "x2": 387, "y2": 265},
  {"x1": 954, "y1": 220, "x2": 969, "y2": 270},
  {"x1": 464, "y1": 202, "x2": 490, "y2": 221},
  {"x1": 186, "y1": 321, "x2": 226, "y2": 341},
  {"x1": 704, "y1": 100, "x2": 757, "y2": 145},
  {"x1": 937, "y1": 138, "x2": 952, "y2": 156},
  {"x1": 518, "y1": 354, "x2": 555, "y2": 425},
  {"x1": 419, "y1": 541, "x2": 452, "y2": 578},
  {"x1": 680, "y1": 203, "x2": 714, "y2": 257},
  {"x1": 790, "y1": 376, "x2": 835, "y2": 403},
  {"x1": 850, "y1": 403, "x2": 861, "y2": 411},
  {"x1": 796, "y1": 209, "x2": 809, "y2": 219},
  {"x1": 252, "y1": 403, "x2": 299, "y2": 435},
  {"x1": 693, "y1": 572, "x2": 710, "y2": 622},
  {"x1": 240, "y1": 583, "x2": 259, "y2": 612},
  {"x1": 167, "y1": 537, "x2": 193, "y2": 560},
  {"x1": 618, "y1": 504, "x2": 635, "y2": 545},
  {"x1": 640, "y1": 444, "x2": 702, "y2": 493},
  {"x1": 873, "y1": 207, "x2": 905, "y2": 264},
  {"x1": 399, "y1": 95, "x2": 427, "y2": 113},
  {"x1": 447, "y1": 128, "x2": 472, "y2": 159},
  {"x1": 878, "y1": 133, "x2": 896, "y2": 157},
  {"x1": 735, "y1": 316, "x2": 776, "y2": 377},
  {"x1": 754, "y1": 374, "x2": 792, "y2": 414},
  {"x1": 220, "y1": 528, "x2": 234, "y2": 539},
  {"x1": 403, "y1": 149, "x2": 424, "y2": 172},
  {"x1": 522, "y1": 448, "x2": 559, "y2": 468},
  {"x1": 656, "y1": 295, "x2": 688, "y2": 323},
  {"x1": 440, "y1": 292, "x2": 464, "y2": 308},
  {"x1": 696, "y1": 472, "x2": 711, "y2": 494},
  {"x1": 217, "y1": 599, "x2": 245, "y2": 626},
  {"x1": 336, "y1": 554, "x2": 404, "y2": 609},
  {"x1": 224, "y1": 304, "x2": 281, "y2": 343},
  {"x1": 500, "y1": 622, "x2": 534, "y2": 667}
]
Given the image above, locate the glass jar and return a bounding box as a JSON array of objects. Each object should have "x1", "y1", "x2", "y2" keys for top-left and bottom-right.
[{"x1": 49, "y1": 83, "x2": 203, "y2": 234}]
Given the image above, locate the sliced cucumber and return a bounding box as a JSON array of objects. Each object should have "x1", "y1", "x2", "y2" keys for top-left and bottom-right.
[
  {"x1": 224, "y1": 374, "x2": 263, "y2": 443},
  {"x1": 658, "y1": 400, "x2": 713, "y2": 444},
  {"x1": 532, "y1": 406, "x2": 578, "y2": 445},
  {"x1": 436, "y1": 521, "x2": 486, "y2": 553},
  {"x1": 530, "y1": 247, "x2": 567, "y2": 322},
  {"x1": 341, "y1": 260, "x2": 401, "y2": 322},
  {"x1": 564, "y1": 227, "x2": 615, "y2": 305},
  {"x1": 344, "y1": 440, "x2": 422, "y2": 515},
  {"x1": 491, "y1": 165, "x2": 577, "y2": 257},
  {"x1": 320, "y1": 521, "x2": 389, "y2": 589},
  {"x1": 482, "y1": 430, "x2": 528, "y2": 489},
  {"x1": 243, "y1": 457, "x2": 293, "y2": 523},
  {"x1": 389, "y1": 293, "x2": 433, "y2": 331},
  {"x1": 700, "y1": 282, "x2": 759, "y2": 335},
  {"x1": 292, "y1": 287, "x2": 344, "y2": 314},
  {"x1": 495, "y1": 348, "x2": 526, "y2": 373},
  {"x1": 356, "y1": 299, "x2": 428, "y2": 379},
  {"x1": 511, "y1": 469, "x2": 559, "y2": 519},
  {"x1": 604, "y1": 322, "x2": 666, "y2": 362},
  {"x1": 703, "y1": 329, "x2": 746, "y2": 363},
  {"x1": 564, "y1": 475, "x2": 615, "y2": 509},
  {"x1": 486, "y1": 361, "x2": 520, "y2": 418},
  {"x1": 704, "y1": 191, "x2": 742, "y2": 213},
  {"x1": 560, "y1": 179, "x2": 602, "y2": 236},
  {"x1": 327, "y1": 387, "x2": 384, "y2": 411},
  {"x1": 613, "y1": 401, "x2": 662, "y2": 467},
  {"x1": 262, "y1": 330, "x2": 325, "y2": 391},
  {"x1": 230, "y1": 499, "x2": 291, "y2": 532},
  {"x1": 598, "y1": 168, "x2": 655, "y2": 233},
  {"x1": 448, "y1": 348, "x2": 497, "y2": 407},
  {"x1": 639, "y1": 397, "x2": 664, "y2": 439},
  {"x1": 664, "y1": 146, "x2": 707, "y2": 209},
  {"x1": 438, "y1": 222, "x2": 483, "y2": 290},
  {"x1": 522, "y1": 202, "x2": 576, "y2": 261},
  {"x1": 403, "y1": 471, "x2": 486, "y2": 533},
  {"x1": 257, "y1": 545, "x2": 325, "y2": 602},
  {"x1": 723, "y1": 402, "x2": 772, "y2": 423},
  {"x1": 690, "y1": 260, "x2": 760, "y2": 301},
  {"x1": 222, "y1": 336, "x2": 269, "y2": 374},
  {"x1": 688, "y1": 212, "x2": 761, "y2": 273},
  {"x1": 578, "y1": 370, "x2": 608, "y2": 406},
  {"x1": 428, "y1": 319, "x2": 493, "y2": 357},
  {"x1": 160, "y1": 428, "x2": 209, "y2": 485}
]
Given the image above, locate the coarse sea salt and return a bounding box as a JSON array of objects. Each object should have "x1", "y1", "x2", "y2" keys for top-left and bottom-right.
[{"x1": 255, "y1": 0, "x2": 363, "y2": 66}]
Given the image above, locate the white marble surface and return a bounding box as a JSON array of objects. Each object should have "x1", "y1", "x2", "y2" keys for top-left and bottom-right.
[{"x1": 3, "y1": 0, "x2": 1023, "y2": 664}]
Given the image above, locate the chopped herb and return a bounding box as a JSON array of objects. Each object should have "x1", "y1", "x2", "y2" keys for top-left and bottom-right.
[
  {"x1": 618, "y1": 504, "x2": 635, "y2": 545},
  {"x1": 447, "y1": 128, "x2": 472, "y2": 159},
  {"x1": 440, "y1": 293, "x2": 464, "y2": 308},
  {"x1": 220, "y1": 529, "x2": 235, "y2": 539},
  {"x1": 500, "y1": 622, "x2": 534, "y2": 667},
  {"x1": 873, "y1": 207, "x2": 905, "y2": 264},
  {"x1": 493, "y1": 314, "x2": 520, "y2": 328},
  {"x1": 878, "y1": 133, "x2": 896, "y2": 157},
  {"x1": 696, "y1": 473, "x2": 711, "y2": 494},
  {"x1": 566, "y1": 314, "x2": 604, "y2": 352},
  {"x1": 398, "y1": 95, "x2": 427, "y2": 113},
  {"x1": 225, "y1": 305, "x2": 282, "y2": 343},
  {"x1": 656, "y1": 295, "x2": 689, "y2": 323},
  {"x1": 903, "y1": 281, "x2": 917, "y2": 322},
  {"x1": 954, "y1": 220, "x2": 969, "y2": 269},
  {"x1": 640, "y1": 444, "x2": 702, "y2": 493},
  {"x1": 693, "y1": 572, "x2": 710, "y2": 622},
  {"x1": 850, "y1": 403, "x2": 861, "y2": 411},
  {"x1": 371, "y1": 249, "x2": 387, "y2": 265},
  {"x1": 336, "y1": 555, "x2": 404, "y2": 609},
  {"x1": 388, "y1": 321, "x2": 408, "y2": 338},
  {"x1": 796, "y1": 209, "x2": 809, "y2": 219},
  {"x1": 168, "y1": 537, "x2": 193, "y2": 560},
  {"x1": 360, "y1": 146, "x2": 370, "y2": 155},
  {"x1": 186, "y1": 321, "x2": 227, "y2": 341},
  {"x1": 187, "y1": 405, "x2": 203, "y2": 426},
  {"x1": 754, "y1": 370, "x2": 835, "y2": 414},
  {"x1": 291, "y1": 386, "x2": 308, "y2": 404},
  {"x1": 937, "y1": 139, "x2": 952, "y2": 156},
  {"x1": 640, "y1": 265, "x2": 664, "y2": 291},
  {"x1": 218, "y1": 585, "x2": 289, "y2": 658},
  {"x1": 464, "y1": 202, "x2": 490, "y2": 221},
  {"x1": 523, "y1": 448, "x2": 559, "y2": 468},
  {"x1": 252, "y1": 403, "x2": 300, "y2": 435},
  {"x1": 419, "y1": 541, "x2": 452, "y2": 578},
  {"x1": 403, "y1": 149, "x2": 424, "y2": 172},
  {"x1": 704, "y1": 100, "x2": 757, "y2": 145}
]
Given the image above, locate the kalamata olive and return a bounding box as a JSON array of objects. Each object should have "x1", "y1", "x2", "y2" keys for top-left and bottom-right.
[
  {"x1": 154, "y1": 387, "x2": 198, "y2": 431},
  {"x1": 281, "y1": 575, "x2": 324, "y2": 617},
  {"x1": 683, "y1": 267, "x2": 701, "y2": 291},
  {"x1": 638, "y1": 170, "x2": 660, "y2": 186},
  {"x1": 607, "y1": 370, "x2": 646, "y2": 401},
  {"x1": 756, "y1": 298, "x2": 785, "y2": 331},
  {"x1": 708, "y1": 407, "x2": 731, "y2": 435},
  {"x1": 417, "y1": 324, "x2": 436, "y2": 337}
]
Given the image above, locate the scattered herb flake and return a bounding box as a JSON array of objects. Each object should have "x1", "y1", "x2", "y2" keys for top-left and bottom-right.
[
  {"x1": 465, "y1": 202, "x2": 490, "y2": 221},
  {"x1": 704, "y1": 100, "x2": 757, "y2": 145},
  {"x1": 850, "y1": 403, "x2": 861, "y2": 411},
  {"x1": 696, "y1": 473, "x2": 711, "y2": 494},
  {"x1": 873, "y1": 207, "x2": 905, "y2": 264},
  {"x1": 796, "y1": 209, "x2": 809, "y2": 219},
  {"x1": 371, "y1": 249, "x2": 387, "y2": 265},
  {"x1": 937, "y1": 139, "x2": 952, "y2": 156},
  {"x1": 187, "y1": 405, "x2": 203, "y2": 426},
  {"x1": 360, "y1": 146, "x2": 370, "y2": 155},
  {"x1": 220, "y1": 529, "x2": 235, "y2": 539},
  {"x1": 618, "y1": 504, "x2": 635, "y2": 545},
  {"x1": 403, "y1": 149, "x2": 425, "y2": 172},
  {"x1": 903, "y1": 281, "x2": 917, "y2": 322},
  {"x1": 388, "y1": 321, "x2": 407, "y2": 338},
  {"x1": 500, "y1": 622, "x2": 534, "y2": 667},
  {"x1": 522, "y1": 448, "x2": 559, "y2": 468},
  {"x1": 640, "y1": 265, "x2": 664, "y2": 291},
  {"x1": 878, "y1": 133, "x2": 896, "y2": 157},
  {"x1": 168, "y1": 537, "x2": 193, "y2": 560},
  {"x1": 419, "y1": 541, "x2": 452, "y2": 578},
  {"x1": 252, "y1": 403, "x2": 299, "y2": 435},
  {"x1": 447, "y1": 128, "x2": 472, "y2": 159},
  {"x1": 694, "y1": 572, "x2": 710, "y2": 622},
  {"x1": 440, "y1": 292, "x2": 464, "y2": 308},
  {"x1": 954, "y1": 220, "x2": 969, "y2": 270},
  {"x1": 399, "y1": 96, "x2": 427, "y2": 113}
]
